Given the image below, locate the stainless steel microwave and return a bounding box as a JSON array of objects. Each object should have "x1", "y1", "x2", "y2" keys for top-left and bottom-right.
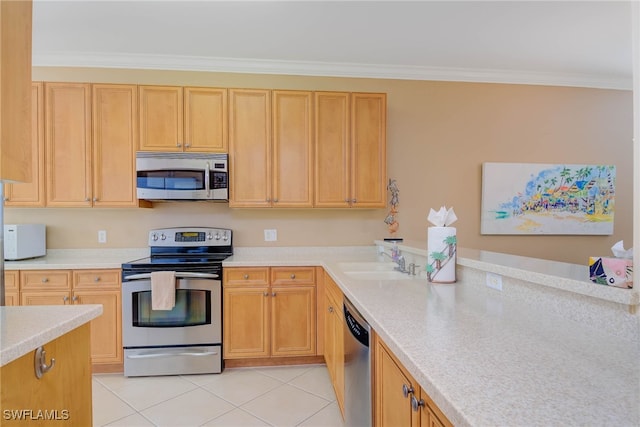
[{"x1": 136, "y1": 152, "x2": 228, "y2": 201}]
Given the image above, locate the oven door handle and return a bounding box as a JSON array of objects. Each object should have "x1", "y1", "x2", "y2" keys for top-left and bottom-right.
[
  {"x1": 123, "y1": 272, "x2": 219, "y2": 281},
  {"x1": 127, "y1": 349, "x2": 219, "y2": 359}
]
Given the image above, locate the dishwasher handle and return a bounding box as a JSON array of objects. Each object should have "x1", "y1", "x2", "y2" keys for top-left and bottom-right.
[{"x1": 344, "y1": 299, "x2": 370, "y2": 348}]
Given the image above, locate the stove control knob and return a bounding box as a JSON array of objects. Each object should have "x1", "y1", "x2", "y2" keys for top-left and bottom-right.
[
  {"x1": 222, "y1": 234, "x2": 229, "y2": 241},
  {"x1": 214, "y1": 233, "x2": 221, "y2": 240},
  {"x1": 207, "y1": 233, "x2": 213, "y2": 240},
  {"x1": 160, "y1": 233, "x2": 166, "y2": 241},
  {"x1": 151, "y1": 233, "x2": 158, "y2": 241}
]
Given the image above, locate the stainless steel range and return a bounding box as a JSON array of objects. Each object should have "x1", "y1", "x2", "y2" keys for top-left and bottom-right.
[{"x1": 121, "y1": 227, "x2": 232, "y2": 377}]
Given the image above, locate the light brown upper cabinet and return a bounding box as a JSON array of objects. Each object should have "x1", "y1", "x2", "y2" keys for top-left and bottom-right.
[
  {"x1": 228, "y1": 89, "x2": 272, "y2": 207},
  {"x1": 315, "y1": 92, "x2": 387, "y2": 208},
  {"x1": 45, "y1": 82, "x2": 92, "y2": 207},
  {"x1": 4, "y1": 82, "x2": 45, "y2": 207},
  {"x1": 92, "y1": 84, "x2": 139, "y2": 207},
  {"x1": 139, "y1": 85, "x2": 227, "y2": 152},
  {"x1": 229, "y1": 89, "x2": 313, "y2": 208},
  {"x1": 0, "y1": 0, "x2": 32, "y2": 183}
]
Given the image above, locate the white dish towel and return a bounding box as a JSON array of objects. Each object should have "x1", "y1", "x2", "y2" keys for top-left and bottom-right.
[{"x1": 151, "y1": 271, "x2": 176, "y2": 310}]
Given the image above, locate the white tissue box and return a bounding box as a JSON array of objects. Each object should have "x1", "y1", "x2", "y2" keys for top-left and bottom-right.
[{"x1": 589, "y1": 257, "x2": 633, "y2": 289}]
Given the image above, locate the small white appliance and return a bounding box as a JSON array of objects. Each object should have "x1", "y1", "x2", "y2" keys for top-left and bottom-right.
[{"x1": 3, "y1": 224, "x2": 46, "y2": 260}]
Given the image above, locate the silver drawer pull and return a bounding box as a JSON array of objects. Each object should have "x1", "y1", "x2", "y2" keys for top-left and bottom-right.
[
  {"x1": 41, "y1": 278, "x2": 49, "y2": 283},
  {"x1": 290, "y1": 274, "x2": 296, "y2": 279},
  {"x1": 244, "y1": 274, "x2": 249, "y2": 279}
]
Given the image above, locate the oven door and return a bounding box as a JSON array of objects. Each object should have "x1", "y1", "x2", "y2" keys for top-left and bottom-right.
[{"x1": 122, "y1": 273, "x2": 221, "y2": 348}]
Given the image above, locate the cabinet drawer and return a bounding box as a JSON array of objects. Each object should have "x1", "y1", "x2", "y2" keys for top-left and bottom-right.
[
  {"x1": 4, "y1": 271, "x2": 19, "y2": 291},
  {"x1": 224, "y1": 267, "x2": 269, "y2": 286},
  {"x1": 74, "y1": 269, "x2": 121, "y2": 289},
  {"x1": 271, "y1": 267, "x2": 315, "y2": 286},
  {"x1": 20, "y1": 270, "x2": 72, "y2": 290}
]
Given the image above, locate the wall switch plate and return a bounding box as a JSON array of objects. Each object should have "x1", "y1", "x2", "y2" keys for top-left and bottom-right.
[
  {"x1": 486, "y1": 272, "x2": 502, "y2": 291},
  {"x1": 264, "y1": 229, "x2": 277, "y2": 242},
  {"x1": 98, "y1": 230, "x2": 107, "y2": 244}
]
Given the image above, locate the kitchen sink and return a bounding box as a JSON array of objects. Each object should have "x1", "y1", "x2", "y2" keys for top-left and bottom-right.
[
  {"x1": 343, "y1": 270, "x2": 413, "y2": 281},
  {"x1": 337, "y1": 261, "x2": 398, "y2": 272}
]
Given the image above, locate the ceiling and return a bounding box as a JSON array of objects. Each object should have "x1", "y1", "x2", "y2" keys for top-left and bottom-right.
[{"x1": 32, "y1": 1, "x2": 634, "y2": 89}]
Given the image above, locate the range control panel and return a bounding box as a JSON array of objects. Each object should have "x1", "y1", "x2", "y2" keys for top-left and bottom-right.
[{"x1": 148, "y1": 227, "x2": 232, "y2": 247}]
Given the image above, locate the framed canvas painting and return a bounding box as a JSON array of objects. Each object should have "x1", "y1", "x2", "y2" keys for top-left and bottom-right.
[{"x1": 481, "y1": 163, "x2": 615, "y2": 235}]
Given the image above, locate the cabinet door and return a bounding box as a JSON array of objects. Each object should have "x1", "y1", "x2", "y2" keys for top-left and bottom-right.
[
  {"x1": 223, "y1": 287, "x2": 270, "y2": 358},
  {"x1": 229, "y1": 89, "x2": 271, "y2": 207},
  {"x1": 314, "y1": 92, "x2": 350, "y2": 207},
  {"x1": 184, "y1": 87, "x2": 227, "y2": 152},
  {"x1": 73, "y1": 290, "x2": 123, "y2": 365},
  {"x1": 45, "y1": 83, "x2": 92, "y2": 207},
  {"x1": 21, "y1": 291, "x2": 71, "y2": 306},
  {"x1": 4, "y1": 82, "x2": 45, "y2": 207},
  {"x1": 139, "y1": 85, "x2": 183, "y2": 151},
  {"x1": 1, "y1": 323, "x2": 93, "y2": 426},
  {"x1": 375, "y1": 337, "x2": 417, "y2": 427},
  {"x1": 0, "y1": 0, "x2": 32, "y2": 182},
  {"x1": 272, "y1": 90, "x2": 313, "y2": 207},
  {"x1": 92, "y1": 84, "x2": 138, "y2": 207},
  {"x1": 324, "y1": 289, "x2": 345, "y2": 417},
  {"x1": 351, "y1": 93, "x2": 387, "y2": 208},
  {"x1": 3, "y1": 271, "x2": 20, "y2": 306},
  {"x1": 270, "y1": 286, "x2": 316, "y2": 356}
]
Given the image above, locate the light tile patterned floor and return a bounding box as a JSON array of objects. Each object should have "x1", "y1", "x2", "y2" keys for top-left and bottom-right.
[{"x1": 93, "y1": 364, "x2": 345, "y2": 427}]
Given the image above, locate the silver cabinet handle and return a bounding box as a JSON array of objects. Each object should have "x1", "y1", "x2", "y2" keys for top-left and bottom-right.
[
  {"x1": 263, "y1": 292, "x2": 269, "y2": 296},
  {"x1": 290, "y1": 274, "x2": 296, "y2": 279},
  {"x1": 93, "y1": 197, "x2": 98, "y2": 202},
  {"x1": 176, "y1": 143, "x2": 182, "y2": 147},
  {"x1": 244, "y1": 274, "x2": 249, "y2": 279},
  {"x1": 185, "y1": 142, "x2": 191, "y2": 147},
  {"x1": 402, "y1": 384, "x2": 414, "y2": 398},
  {"x1": 273, "y1": 198, "x2": 278, "y2": 203},
  {"x1": 63, "y1": 295, "x2": 69, "y2": 302},
  {"x1": 411, "y1": 395, "x2": 425, "y2": 411},
  {"x1": 34, "y1": 346, "x2": 55, "y2": 379},
  {"x1": 41, "y1": 277, "x2": 49, "y2": 283},
  {"x1": 72, "y1": 296, "x2": 78, "y2": 302},
  {"x1": 94, "y1": 276, "x2": 101, "y2": 282},
  {"x1": 272, "y1": 292, "x2": 276, "y2": 297}
]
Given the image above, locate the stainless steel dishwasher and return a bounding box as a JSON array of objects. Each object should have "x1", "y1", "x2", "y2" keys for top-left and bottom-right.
[{"x1": 343, "y1": 297, "x2": 371, "y2": 427}]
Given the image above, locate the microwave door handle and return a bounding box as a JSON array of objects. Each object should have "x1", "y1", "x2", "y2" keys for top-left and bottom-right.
[
  {"x1": 123, "y1": 272, "x2": 220, "y2": 281},
  {"x1": 205, "y1": 162, "x2": 211, "y2": 197}
]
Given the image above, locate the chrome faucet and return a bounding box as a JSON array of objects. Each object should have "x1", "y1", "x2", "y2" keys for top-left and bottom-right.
[{"x1": 381, "y1": 248, "x2": 408, "y2": 273}]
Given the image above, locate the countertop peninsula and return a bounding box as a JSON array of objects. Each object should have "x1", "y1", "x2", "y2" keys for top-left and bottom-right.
[
  {"x1": 0, "y1": 304, "x2": 103, "y2": 367},
  {"x1": 5, "y1": 244, "x2": 639, "y2": 426}
]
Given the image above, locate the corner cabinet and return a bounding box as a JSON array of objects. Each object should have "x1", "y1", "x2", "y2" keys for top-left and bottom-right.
[
  {"x1": 223, "y1": 266, "x2": 317, "y2": 359},
  {"x1": 3, "y1": 82, "x2": 45, "y2": 207},
  {"x1": 374, "y1": 335, "x2": 452, "y2": 427},
  {"x1": 315, "y1": 92, "x2": 387, "y2": 208},
  {"x1": 138, "y1": 85, "x2": 227, "y2": 152}
]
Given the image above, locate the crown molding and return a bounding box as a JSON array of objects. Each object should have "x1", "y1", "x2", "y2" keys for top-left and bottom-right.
[{"x1": 33, "y1": 51, "x2": 632, "y2": 91}]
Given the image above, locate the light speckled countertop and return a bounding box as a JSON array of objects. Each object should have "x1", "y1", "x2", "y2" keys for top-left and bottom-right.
[
  {"x1": 5, "y1": 244, "x2": 639, "y2": 425},
  {"x1": 4, "y1": 248, "x2": 148, "y2": 270},
  {"x1": 0, "y1": 304, "x2": 103, "y2": 366},
  {"x1": 224, "y1": 243, "x2": 640, "y2": 427}
]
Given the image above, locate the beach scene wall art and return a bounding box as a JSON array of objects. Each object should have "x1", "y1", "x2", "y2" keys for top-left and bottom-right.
[{"x1": 481, "y1": 162, "x2": 615, "y2": 235}]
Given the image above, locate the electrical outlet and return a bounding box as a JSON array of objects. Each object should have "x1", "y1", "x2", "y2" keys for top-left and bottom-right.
[
  {"x1": 486, "y1": 272, "x2": 502, "y2": 291},
  {"x1": 98, "y1": 230, "x2": 107, "y2": 244},
  {"x1": 264, "y1": 229, "x2": 277, "y2": 242}
]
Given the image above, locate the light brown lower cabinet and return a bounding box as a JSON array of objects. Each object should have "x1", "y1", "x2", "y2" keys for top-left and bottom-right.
[
  {"x1": 374, "y1": 334, "x2": 453, "y2": 427},
  {"x1": 323, "y1": 272, "x2": 345, "y2": 417},
  {"x1": 7, "y1": 269, "x2": 123, "y2": 369},
  {"x1": 0, "y1": 323, "x2": 93, "y2": 426},
  {"x1": 223, "y1": 266, "x2": 317, "y2": 359},
  {"x1": 3, "y1": 271, "x2": 20, "y2": 306}
]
